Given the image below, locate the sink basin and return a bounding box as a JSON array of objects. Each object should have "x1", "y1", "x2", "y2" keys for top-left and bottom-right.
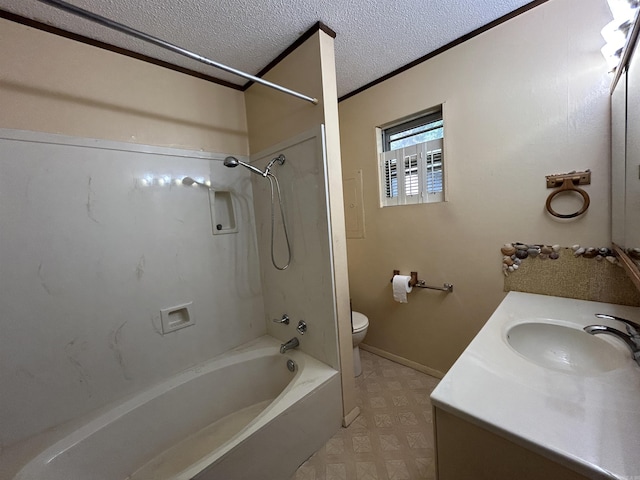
[{"x1": 505, "y1": 322, "x2": 628, "y2": 374}]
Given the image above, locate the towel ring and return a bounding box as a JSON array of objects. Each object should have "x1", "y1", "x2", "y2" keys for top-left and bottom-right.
[{"x1": 545, "y1": 178, "x2": 590, "y2": 219}]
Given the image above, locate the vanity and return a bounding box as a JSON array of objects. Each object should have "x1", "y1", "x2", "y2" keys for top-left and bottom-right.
[
  {"x1": 430, "y1": 292, "x2": 640, "y2": 480},
  {"x1": 429, "y1": 4, "x2": 640, "y2": 478}
]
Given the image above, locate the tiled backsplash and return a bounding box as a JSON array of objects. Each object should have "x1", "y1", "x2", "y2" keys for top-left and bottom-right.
[{"x1": 504, "y1": 247, "x2": 640, "y2": 306}]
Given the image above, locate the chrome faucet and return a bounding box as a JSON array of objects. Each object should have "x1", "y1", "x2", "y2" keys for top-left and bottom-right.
[
  {"x1": 584, "y1": 314, "x2": 640, "y2": 367},
  {"x1": 594, "y1": 314, "x2": 640, "y2": 334},
  {"x1": 280, "y1": 337, "x2": 299, "y2": 354},
  {"x1": 273, "y1": 314, "x2": 290, "y2": 325}
]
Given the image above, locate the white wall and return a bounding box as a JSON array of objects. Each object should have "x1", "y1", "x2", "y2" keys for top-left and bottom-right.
[{"x1": 0, "y1": 132, "x2": 265, "y2": 446}]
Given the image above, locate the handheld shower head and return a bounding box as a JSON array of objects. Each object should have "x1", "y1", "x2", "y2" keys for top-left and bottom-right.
[
  {"x1": 264, "y1": 154, "x2": 286, "y2": 176},
  {"x1": 223, "y1": 154, "x2": 291, "y2": 270},
  {"x1": 223, "y1": 156, "x2": 266, "y2": 177}
]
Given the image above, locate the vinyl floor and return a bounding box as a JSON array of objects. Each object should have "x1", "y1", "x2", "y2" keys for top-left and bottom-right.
[{"x1": 291, "y1": 350, "x2": 440, "y2": 480}]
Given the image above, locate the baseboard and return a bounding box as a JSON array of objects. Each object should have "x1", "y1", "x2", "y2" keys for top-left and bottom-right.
[{"x1": 359, "y1": 344, "x2": 445, "y2": 379}]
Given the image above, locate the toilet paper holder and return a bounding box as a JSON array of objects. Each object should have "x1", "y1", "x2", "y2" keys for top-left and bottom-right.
[{"x1": 391, "y1": 270, "x2": 453, "y2": 293}]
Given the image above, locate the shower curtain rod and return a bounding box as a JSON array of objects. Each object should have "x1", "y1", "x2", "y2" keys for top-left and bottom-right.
[{"x1": 35, "y1": 0, "x2": 319, "y2": 105}]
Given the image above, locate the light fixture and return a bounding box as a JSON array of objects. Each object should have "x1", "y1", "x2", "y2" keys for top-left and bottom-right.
[
  {"x1": 607, "y1": 0, "x2": 638, "y2": 21},
  {"x1": 601, "y1": 42, "x2": 624, "y2": 71},
  {"x1": 601, "y1": 0, "x2": 638, "y2": 72},
  {"x1": 601, "y1": 18, "x2": 632, "y2": 45}
]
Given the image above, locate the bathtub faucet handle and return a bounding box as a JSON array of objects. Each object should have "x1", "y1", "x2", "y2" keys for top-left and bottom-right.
[
  {"x1": 273, "y1": 314, "x2": 290, "y2": 325},
  {"x1": 297, "y1": 320, "x2": 307, "y2": 335}
]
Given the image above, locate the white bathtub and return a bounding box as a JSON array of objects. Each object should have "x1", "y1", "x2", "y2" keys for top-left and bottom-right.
[{"x1": 6, "y1": 336, "x2": 342, "y2": 480}]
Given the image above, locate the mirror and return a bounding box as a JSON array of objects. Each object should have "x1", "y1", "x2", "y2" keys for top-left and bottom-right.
[
  {"x1": 611, "y1": 23, "x2": 640, "y2": 290},
  {"x1": 625, "y1": 41, "x2": 640, "y2": 249}
]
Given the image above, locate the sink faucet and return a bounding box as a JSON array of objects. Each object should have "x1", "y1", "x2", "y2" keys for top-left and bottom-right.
[
  {"x1": 585, "y1": 314, "x2": 640, "y2": 367},
  {"x1": 280, "y1": 337, "x2": 299, "y2": 354},
  {"x1": 594, "y1": 313, "x2": 640, "y2": 334}
]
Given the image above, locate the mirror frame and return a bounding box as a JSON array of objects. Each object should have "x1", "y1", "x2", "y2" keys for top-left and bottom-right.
[{"x1": 613, "y1": 243, "x2": 640, "y2": 291}]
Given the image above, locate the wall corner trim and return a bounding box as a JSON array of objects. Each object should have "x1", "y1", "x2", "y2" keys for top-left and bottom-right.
[
  {"x1": 343, "y1": 406, "x2": 361, "y2": 427},
  {"x1": 241, "y1": 21, "x2": 337, "y2": 91}
]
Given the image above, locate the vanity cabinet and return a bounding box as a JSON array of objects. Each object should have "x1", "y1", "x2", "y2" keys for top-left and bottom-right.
[
  {"x1": 433, "y1": 408, "x2": 589, "y2": 480},
  {"x1": 430, "y1": 292, "x2": 640, "y2": 480}
]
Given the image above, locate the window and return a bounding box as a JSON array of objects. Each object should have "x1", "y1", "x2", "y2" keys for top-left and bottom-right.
[{"x1": 379, "y1": 108, "x2": 444, "y2": 206}]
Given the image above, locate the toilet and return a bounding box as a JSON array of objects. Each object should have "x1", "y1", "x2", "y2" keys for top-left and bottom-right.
[{"x1": 351, "y1": 311, "x2": 369, "y2": 377}]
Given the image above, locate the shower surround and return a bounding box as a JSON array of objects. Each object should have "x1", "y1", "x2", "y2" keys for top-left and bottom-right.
[
  {"x1": 1, "y1": 18, "x2": 350, "y2": 478},
  {"x1": 0, "y1": 130, "x2": 266, "y2": 448},
  {"x1": 0, "y1": 128, "x2": 343, "y2": 478}
]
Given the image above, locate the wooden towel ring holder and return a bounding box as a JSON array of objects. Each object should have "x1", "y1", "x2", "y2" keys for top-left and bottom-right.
[{"x1": 545, "y1": 177, "x2": 590, "y2": 219}]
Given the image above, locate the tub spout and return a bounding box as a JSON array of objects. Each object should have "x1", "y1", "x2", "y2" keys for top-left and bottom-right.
[{"x1": 280, "y1": 337, "x2": 299, "y2": 354}]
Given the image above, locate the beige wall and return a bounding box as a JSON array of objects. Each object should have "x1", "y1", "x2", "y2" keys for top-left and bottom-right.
[
  {"x1": 339, "y1": 0, "x2": 612, "y2": 375},
  {"x1": 0, "y1": 18, "x2": 248, "y2": 154},
  {"x1": 246, "y1": 31, "x2": 358, "y2": 425},
  {"x1": 244, "y1": 32, "x2": 325, "y2": 154}
]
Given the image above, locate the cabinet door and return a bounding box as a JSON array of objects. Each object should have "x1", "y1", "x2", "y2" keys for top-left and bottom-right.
[{"x1": 434, "y1": 408, "x2": 589, "y2": 480}]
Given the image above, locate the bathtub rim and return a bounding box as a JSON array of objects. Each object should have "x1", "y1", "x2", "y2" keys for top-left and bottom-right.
[
  {"x1": 4, "y1": 335, "x2": 338, "y2": 480},
  {"x1": 175, "y1": 341, "x2": 338, "y2": 479}
]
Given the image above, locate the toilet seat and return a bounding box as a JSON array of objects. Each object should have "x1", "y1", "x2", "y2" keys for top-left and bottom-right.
[{"x1": 352, "y1": 311, "x2": 369, "y2": 333}]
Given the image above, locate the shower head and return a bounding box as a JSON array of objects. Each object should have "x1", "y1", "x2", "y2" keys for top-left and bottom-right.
[
  {"x1": 223, "y1": 156, "x2": 239, "y2": 168},
  {"x1": 182, "y1": 176, "x2": 209, "y2": 187},
  {"x1": 223, "y1": 156, "x2": 266, "y2": 177},
  {"x1": 264, "y1": 154, "x2": 285, "y2": 175}
]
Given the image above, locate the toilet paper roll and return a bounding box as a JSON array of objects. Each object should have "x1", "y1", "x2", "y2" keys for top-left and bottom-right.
[{"x1": 392, "y1": 275, "x2": 413, "y2": 303}]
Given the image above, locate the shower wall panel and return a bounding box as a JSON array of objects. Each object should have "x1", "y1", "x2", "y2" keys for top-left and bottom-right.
[
  {"x1": 0, "y1": 130, "x2": 265, "y2": 447},
  {"x1": 251, "y1": 126, "x2": 340, "y2": 370}
]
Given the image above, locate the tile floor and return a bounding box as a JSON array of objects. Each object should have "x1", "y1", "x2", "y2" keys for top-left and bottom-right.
[{"x1": 291, "y1": 350, "x2": 440, "y2": 480}]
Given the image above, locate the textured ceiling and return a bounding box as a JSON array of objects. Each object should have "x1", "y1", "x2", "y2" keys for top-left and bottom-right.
[{"x1": 1, "y1": 0, "x2": 536, "y2": 98}]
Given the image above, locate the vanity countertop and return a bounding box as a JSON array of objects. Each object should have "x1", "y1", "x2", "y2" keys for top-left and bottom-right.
[{"x1": 430, "y1": 291, "x2": 640, "y2": 479}]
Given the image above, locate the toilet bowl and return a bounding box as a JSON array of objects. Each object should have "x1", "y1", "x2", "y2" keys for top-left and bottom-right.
[{"x1": 351, "y1": 311, "x2": 369, "y2": 377}]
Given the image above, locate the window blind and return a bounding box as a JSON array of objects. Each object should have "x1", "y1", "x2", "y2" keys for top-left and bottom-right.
[{"x1": 379, "y1": 138, "x2": 443, "y2": 206}]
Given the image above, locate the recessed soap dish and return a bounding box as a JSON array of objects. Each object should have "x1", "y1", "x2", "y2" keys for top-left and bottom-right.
[
  {"x1": 210, "y1": 190, "x2": 238, "y2": 235},
  {"x1": 160, "y1": 302, "x2": 195, "y2": 334}
]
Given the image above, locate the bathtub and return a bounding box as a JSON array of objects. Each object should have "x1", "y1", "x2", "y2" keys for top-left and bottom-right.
[{"x1": 6, "y1": 336, "x2": 342, "y2": 480}]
